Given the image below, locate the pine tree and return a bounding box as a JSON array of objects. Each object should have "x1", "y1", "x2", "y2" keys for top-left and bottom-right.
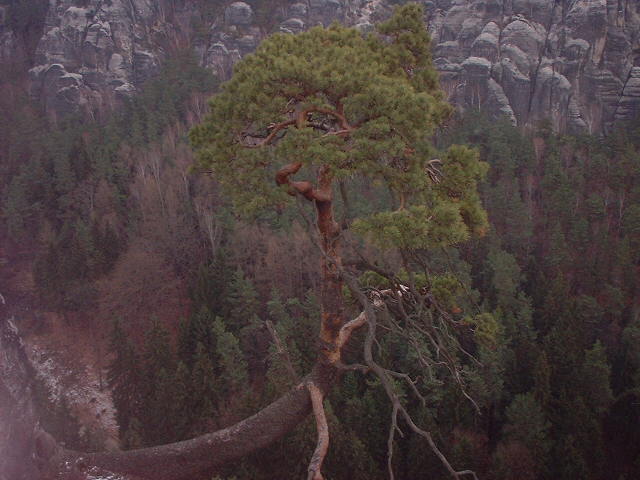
[
  {"x1": 107, "y1": 319, "x2": 142, "y2": 441},
  {"x1": 211, "y1": 317, "x2": 249, "y2": 401},
  {"x1": 171, "y1": 361, "x2": 193, "y2": 439},
  {"x1": 581, "y1": 341, "x2": 613, "y2": 415},
  {"x1": 139, "y1": 319, "x2": 175, "y2": 444},
  {"x1": 190, "y1": 249, "x2": 233, "y2": 317},
  {"x1": 177, "y1": 306, "x2": 215, "y2": 366},
  {"x1": 226, "y1": 268, "x2": 260, "y2": 335},
  {"x1": 190, "y1": 342, "x2": 217, "y2": 432},
  {"x1": 532, "y1": 351, "x2": 551, "y2": 409},
  {"x1": 503, "y1": 393, "x2": 550, "y2": 464}
]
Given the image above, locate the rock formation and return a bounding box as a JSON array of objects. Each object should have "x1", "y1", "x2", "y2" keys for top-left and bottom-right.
[{"x1": 1, "y1": 1, "x2": 639, "y2": 130}]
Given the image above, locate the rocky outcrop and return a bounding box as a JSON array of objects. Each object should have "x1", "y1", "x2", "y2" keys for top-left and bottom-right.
[
  {"x1": 428, "y1": 0, "x2": 640, "y2": 132},
  {"x1": 12, "y1": 0, "x2": 640, "y2": 131},
  {"x1": 27, "y1": 0, "x2": 173, "y2": 117}
]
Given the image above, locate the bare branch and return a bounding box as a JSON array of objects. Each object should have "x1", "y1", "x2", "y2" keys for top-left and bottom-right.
[
  {"x1": 334, "y1": 360, "x2": 370, "y2": 373},
  {"x1": 243, "y1": 119, "x2": 297, "y2": 148},
  {"x1": 385, "y1": 369, "x2": 426, "y2": 406},
  {"x1": 387, "y1": 403, "x2": 401, "y2": 480},
  {"x1": 307, "y1": 381, "x2": 329, "y2": 480},
  {"x1": 338, "y1": 268, "x2": 480, "y2": 480}
]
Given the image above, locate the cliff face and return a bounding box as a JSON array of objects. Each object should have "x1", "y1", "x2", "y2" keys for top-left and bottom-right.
[
  {"x1": 428, "y1": 0, "x2": 640, "y2": 132},
  {"x1": 1, "y1": 0, "x2": 639, "y2": 130},
  {"x1": 0, "y1": 314, "x2": 44, "y2": 480}
]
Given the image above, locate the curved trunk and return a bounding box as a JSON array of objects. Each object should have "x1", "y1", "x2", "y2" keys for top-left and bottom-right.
[{"x1": 51, "y1": 363, "x2": 338, "y2": 480}]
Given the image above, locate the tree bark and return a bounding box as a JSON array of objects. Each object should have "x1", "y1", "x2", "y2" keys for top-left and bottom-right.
[{"x1": 314, "y1": 166, "x2": 345, "y2": 364}]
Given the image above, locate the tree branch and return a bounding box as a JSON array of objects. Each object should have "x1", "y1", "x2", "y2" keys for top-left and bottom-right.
[
  {"x1": 339, "y1": 268, "x2": 480, "y2": 480},
  {"x1": 306, "y1": 381, "x2": 329, "y2": 480},
  {"x1": 243, "y1": 119, "x2": 297, "y2": 148},
  {"x1": 275, "y1": 163, "x2": 332, "y2": 202}
]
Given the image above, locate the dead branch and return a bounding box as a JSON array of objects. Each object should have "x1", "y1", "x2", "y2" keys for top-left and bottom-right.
[
  {"x1": 243, "y1": 119, "x2": 297, "y2": 148},
  {"x1": 341, "y1": 268, "x2": 480, "y2": 480},
  {"x1": 387, "y1": 403, "x2": 401, "y2": 480},
  {"x1": 307, "y1": 381, "x2": 329, "y2": 480}
]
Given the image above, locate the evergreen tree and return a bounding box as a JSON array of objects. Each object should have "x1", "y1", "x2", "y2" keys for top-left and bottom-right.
[
  {"x1": 190, "y1": 342, "x2": 218, "y2": 432},
  {"x1": 226, "y1": 268, "x2": 260, "y2": 335},
  {"x1": 581, "y1": 341, "x2": 613, "y2": 415},
  {"x1": 139, "y1": 319, "x2": 175, "y2": 444},
  {"x1": 211, "y1": 317, "x2": 249, "y2": 401},
  {"x1": 107, "y1": 319, "x2": 142, "y2": 441},
  {"x1": 190, "y1": 249, "x2": 233, "y2": 317},
  {"x1": 177, "y1": 306, "x2": 215, "y2": 366},
  {"x1": 502, "y1": 393, "x2": 550, "y2": 468},
  {"x1": 171, "y1": 361, "x2": 193, "y2": 439},
  {"x1": 532, "y1": 351, "x2": 552, "y2": 410}
]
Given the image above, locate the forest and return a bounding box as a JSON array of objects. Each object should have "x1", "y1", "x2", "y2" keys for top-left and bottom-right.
[{"x1": 1, "y1": 3, "x2": 640, "y2": 480}]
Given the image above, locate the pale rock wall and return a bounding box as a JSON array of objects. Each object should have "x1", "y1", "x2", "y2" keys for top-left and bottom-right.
[{"x1": 2, "y1": 0, "x2": 639, "y2": 131}]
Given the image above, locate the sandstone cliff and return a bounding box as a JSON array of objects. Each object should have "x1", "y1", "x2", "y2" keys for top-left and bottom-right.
[{"x1": 1, "y1": 1, "x2": 639, "y2": 130}]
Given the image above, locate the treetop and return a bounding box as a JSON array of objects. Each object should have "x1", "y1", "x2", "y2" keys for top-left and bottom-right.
[{"x1": 190, "y1": 3, "x2": 487, "y2": 248}]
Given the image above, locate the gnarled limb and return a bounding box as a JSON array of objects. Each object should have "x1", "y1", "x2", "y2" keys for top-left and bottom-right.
[{"x1": 243, "y1": 119, "x2": 297, "y2": 148}]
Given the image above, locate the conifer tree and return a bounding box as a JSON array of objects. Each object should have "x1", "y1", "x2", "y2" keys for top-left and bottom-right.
[
  {"x1": 171, "y1": 361, "x2": 193, "y2": 439},
  {"x1": 190, "y1": 249, "x2": 233, "y2": 317},
  {"x1": 503, "y1": 393, "x2": 550, "y2": 465},
  {"x1": 226, "y1": 268, "x2": 260, "y2": 335},
  {"x1": 211, "y1": 317, "x2": 249, "y2": 400},
  {"x1": 188, "y1": 5, "x2": 489, "y2": 476},
  {"x1": 107, "y1": 319, "x2": 142, "y2": 440},
  {"x1": 190, "y1": 342, "x2": 218, "y2": 432},
  {"x1": 581, "y1": 341, "x2": 613, "y2": 415},
  {"x1": 139, "y1": 319, "x2": 175, "y2": 443},
  {"x1": 177, "y1": 306, "x2": 216, "y2": 366}
]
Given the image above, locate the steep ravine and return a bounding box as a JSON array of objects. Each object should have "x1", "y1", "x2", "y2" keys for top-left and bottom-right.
[{"x1": 1, "y1": 0, "x2": 638, "y2": 132}]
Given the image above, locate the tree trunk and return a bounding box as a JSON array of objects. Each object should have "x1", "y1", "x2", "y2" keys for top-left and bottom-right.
[{"x1": 315, "y1": 167, "x2": 345, "y2": 364}]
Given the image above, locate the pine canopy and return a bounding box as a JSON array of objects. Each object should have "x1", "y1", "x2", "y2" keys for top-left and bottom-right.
[{"x1": 190, "y1": 3, "x2": 487, "y2": 249}]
